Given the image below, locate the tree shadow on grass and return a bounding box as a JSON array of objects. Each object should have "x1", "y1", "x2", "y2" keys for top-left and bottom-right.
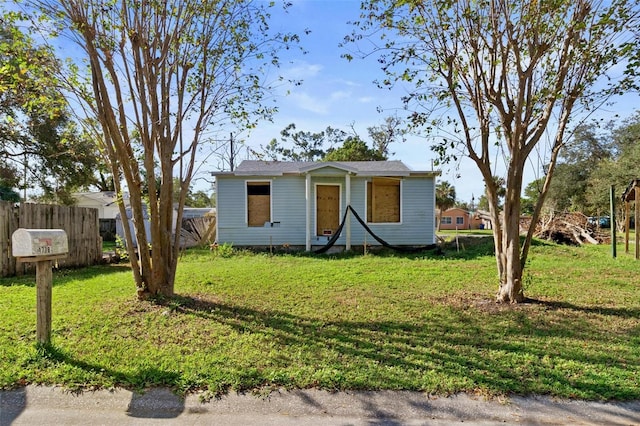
[
  {"x1": 526, "y1": 298, "x2": 640, "y2": 319},
  {"x1": 17, "y1": 293, "x2": 639, "y2": 407},
  {"x1": 0, "y1": 264, "x2": 131, "y2": 288},
  {"x1": 161, "y1": 294, "x2": 640, "y2": 400}
]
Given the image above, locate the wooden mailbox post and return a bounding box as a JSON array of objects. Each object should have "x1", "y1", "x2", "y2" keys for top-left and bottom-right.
[
  {"x1": 622, "y1": 180, "x2": 640, "y2": 260},
  {"x1": 12, "y1": 228, "x2": 68, "y2": 344}
]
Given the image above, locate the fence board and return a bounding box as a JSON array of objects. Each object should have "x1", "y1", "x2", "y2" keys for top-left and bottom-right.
[
  {"x1": 0, "y1": 202, "x2": 18, "y2": 277},
  {"x1": 0, "y1": 202, "x2": 102, "y2": 277}
]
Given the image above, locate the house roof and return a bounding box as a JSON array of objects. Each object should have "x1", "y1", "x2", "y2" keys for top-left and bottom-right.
[
  {"x1": 213, "y1": 160, "x2": 439, "y2": 177},
  {"x1": 72, "y1": 191, "x2": 121, "y2": 206}
]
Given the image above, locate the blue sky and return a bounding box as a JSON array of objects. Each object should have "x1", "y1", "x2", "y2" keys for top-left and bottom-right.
[
  {"x1": 10, "y1": 0, "x2": 635, "y2": 204},
  {"x1": 226, "y1": 1, "x2": 468, "y2": 197},
  {"x1": 223, "y1": 0, "x2": 639, "y2": 207}
]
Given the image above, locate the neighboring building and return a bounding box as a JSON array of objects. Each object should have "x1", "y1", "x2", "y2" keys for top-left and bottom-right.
[
  {"x1": 73, "y1": 192, "x2": 215, "y2": 246},
  {"x1": 212, "y1": 160, "x2": 439, "y2": 250},
  {"x1": 474, "y1": 209, "x2": 493, "y2": 230},
  {"x1": 440, "y1": 207, "x2": 471, "y2": 230},
  {"x1": 72, "y1": 191, "x2": 122, "y2": 219},
  {"x1": 72, "y1": 191, "x2": 125, "y2": 241},
  {"x1": 439, "y1": 207, "x2": 485, "y2": 230},
  {"x1": 115, "y1": 205, "x2": 152, "y2": 248},
  {"x1": 115, "y1": 205, "x2": 215, "y2": 248}
]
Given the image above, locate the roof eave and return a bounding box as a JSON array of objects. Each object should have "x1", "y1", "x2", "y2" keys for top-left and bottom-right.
[
  {"x1": 299, "y1": 162, "x2": 359, "y2": 173},
  {"x1": 409, "y1": 170, "x2": 441, "y2": 177}
]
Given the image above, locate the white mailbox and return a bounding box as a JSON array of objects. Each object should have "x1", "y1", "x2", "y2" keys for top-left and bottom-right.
[{"x1": 12, "y1": 228, "x2": 69, "y2": 258}]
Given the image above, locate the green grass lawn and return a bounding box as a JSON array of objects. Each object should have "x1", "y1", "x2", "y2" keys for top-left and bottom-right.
[
  {"x1": 102, "y1": 240, "x2": 117, "y2": 252},
  {"x1": 1, "y1": 239, "x2": 639, "y2": 400}
]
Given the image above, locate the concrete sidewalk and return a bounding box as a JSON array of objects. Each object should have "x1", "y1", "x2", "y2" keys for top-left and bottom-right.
[{"x1": 2, "y1": 386, "x2": 640, "y2": 425}]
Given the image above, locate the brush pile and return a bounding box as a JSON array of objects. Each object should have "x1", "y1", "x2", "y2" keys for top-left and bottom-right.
[
  {"x1": 180, "y1": 215, "x2": 217, "y2": 248},
  {"x1": 532, "y1": 212, "x2": 610, "y2": 245}
]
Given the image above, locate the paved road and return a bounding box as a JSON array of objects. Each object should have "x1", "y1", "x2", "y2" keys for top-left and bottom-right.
[{"x1": 2, "y1": 386, "x2": 639, "y2": 425}]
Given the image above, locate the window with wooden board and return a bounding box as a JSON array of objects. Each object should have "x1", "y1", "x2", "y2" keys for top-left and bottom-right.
[
  {"x1": 367, "y1": 177, "x2": 400, "y2": 223},
  {"x1": 247, "y1": 181, "x2": 271, "y2": 227}
]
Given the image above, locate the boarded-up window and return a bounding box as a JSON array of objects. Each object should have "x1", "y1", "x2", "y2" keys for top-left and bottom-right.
[
  {"x1": 247, "y1": 182, "x2": 271, "y2": 227},
  {"x1": 367, "y1": 177, "x2": 400, "y2": 223}
]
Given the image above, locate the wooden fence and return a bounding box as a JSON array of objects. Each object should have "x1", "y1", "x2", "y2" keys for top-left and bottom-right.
[{"x1": 0, "y1": 201, "x2": 102, "y2": 277}]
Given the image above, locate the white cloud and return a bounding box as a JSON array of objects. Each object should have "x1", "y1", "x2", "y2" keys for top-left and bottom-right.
[
  {"x1": 357, "y1": 96, "x2": 375, "y2": 103},
  {"x1": 282, "y1": 61, "x2": 323, "y2": 81},
  {"x1": 332, "y1": 78, "x2": 361, "y2": 88},
  {"x1": 329, "y1": 91, "x2": 350, "y2": 101},
  {"x1": 290, "y1": 92, "x2": 329, "y2": 115},
  {"x1": 287, "y1": 88, "x2": 359, "y2": 115}
]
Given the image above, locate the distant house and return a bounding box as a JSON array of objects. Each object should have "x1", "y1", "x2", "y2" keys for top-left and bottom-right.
[
  {"x1": 440, "y1": 207, "x2": 470, "y2": 230},
  {"x1": 115, "y1": 205, "x2": 215, "y2": 248},
  {"x1": 473, "y1": 209, "x2": 493, "y2": 230},
  {"x1": 72, "y1": 191, "x2": 125, "y2": 240},
  {"x1": 72, "y1": 191, "x2": 122, "y2": 219},
  {"x1": 72, "y1": 192, "x2": 214, "y2": 246},
  {"x1": 439, "y1": 207, "x2": 485, "y2": 230},
  {"x1": 212, "y1": 160, "x2": 440, "y2": 250}
]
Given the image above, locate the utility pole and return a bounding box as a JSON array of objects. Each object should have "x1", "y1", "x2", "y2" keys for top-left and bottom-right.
[
  {"x1": 230, "y1": 132, "x2": 235, "y2": 172},
  {"x1": 23, "y1": 153, "x2": 28, "y2": 201},
  {"x1": 610, "y1": 185, "x2": 616, "y2": 258}
]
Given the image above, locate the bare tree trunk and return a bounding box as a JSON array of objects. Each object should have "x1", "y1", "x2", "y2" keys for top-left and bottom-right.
[
  {"x1": 496, "y1": 216, "x2": 525, "y2": 303},
  {"x1": 495, "y1": 165, "x2": 526, "y2": 303}
]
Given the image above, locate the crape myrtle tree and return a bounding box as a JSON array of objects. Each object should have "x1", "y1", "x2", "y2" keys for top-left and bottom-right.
[
  {"x1": 26, "y1": 0, "x2": 302, "y2": 298},
  {"x1": 348, "y1": 0, "x2": 640, "y2": 302}
]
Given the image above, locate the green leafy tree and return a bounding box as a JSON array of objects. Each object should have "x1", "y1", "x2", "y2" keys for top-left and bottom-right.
[
  {"x1": 586, "y1": 112, "x2": 640, "y2": 218},
  {"x1": 0, "y1": 184, "x2": 19, "y2": 202},
  {"x1": 0, "y1": 10, "x2": 106, "y2": 202},
  {"x1": 264, "y1": 117, "x2": 403, "y2": 162},
  {"x1": 264, "y1": 124, "x2": 345, "y2": 161},
  {"x1": 26, "y1": 0, "x2": 302, "y2": 298},
  {"x1": 324, "y1": 136, "x2": 386, "y2": 161},
  {"x1": 29, "y1": 118, "x2": 106, "y2": 204},
  {"x1": 476, "y1": 194, "x2": 490, "y2": 212},
  {"x1": 187, "y1": 190, "x2": 213, "y2": 208},
  {"x1": 521, "y1": 179, "x2": 544, "y2": 216},
  {"x1": 0, "y1": 162, "x2": 20, "y2": 201},
  {"x1": 540, "y1": 123, "x2": 613, "y2": 213},
  {"x1": 435, "y1": 180, "x2": 456, "y2": 230},
  {"x1": 172, "y1": 178, "x2": 212, "y2": 208},
  {"x1": 349, "y1": 0, "x2": 640, "y2": 302}
]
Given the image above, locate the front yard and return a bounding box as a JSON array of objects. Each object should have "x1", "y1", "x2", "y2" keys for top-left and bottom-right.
[{"x1": 0, "y1": 239, "x2": 638, "y2": 400}]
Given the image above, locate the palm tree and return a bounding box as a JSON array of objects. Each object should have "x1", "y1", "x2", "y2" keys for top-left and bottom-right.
[{"x1": 436, "y1": 181, "x2": 456, "y2": 231}]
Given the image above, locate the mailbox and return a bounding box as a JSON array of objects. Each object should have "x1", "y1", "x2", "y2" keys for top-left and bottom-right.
[
  {"x1": 12, "y1": 228, "x2": 69, "y2": 258},
  {"x1": 11, "y1": 228, "x2": 68, "y2": 345}
]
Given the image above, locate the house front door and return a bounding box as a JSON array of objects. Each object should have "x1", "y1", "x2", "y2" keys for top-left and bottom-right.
[{"x1": 316, "y1": 185, "x2": 340, "y2": 237}]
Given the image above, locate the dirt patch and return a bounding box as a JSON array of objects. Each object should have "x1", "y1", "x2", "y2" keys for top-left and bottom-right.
[{"x1": 434, "y1": 292, "x2": 553, "y2": 314}]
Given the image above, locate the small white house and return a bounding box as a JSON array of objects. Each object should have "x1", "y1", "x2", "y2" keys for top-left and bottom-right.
[
  {"x1": 72, "y1": 192, "x2": 123, "y2": 219},
  {"x1": 213, "y1": 160, "x2": 440, "y2": 251}
]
